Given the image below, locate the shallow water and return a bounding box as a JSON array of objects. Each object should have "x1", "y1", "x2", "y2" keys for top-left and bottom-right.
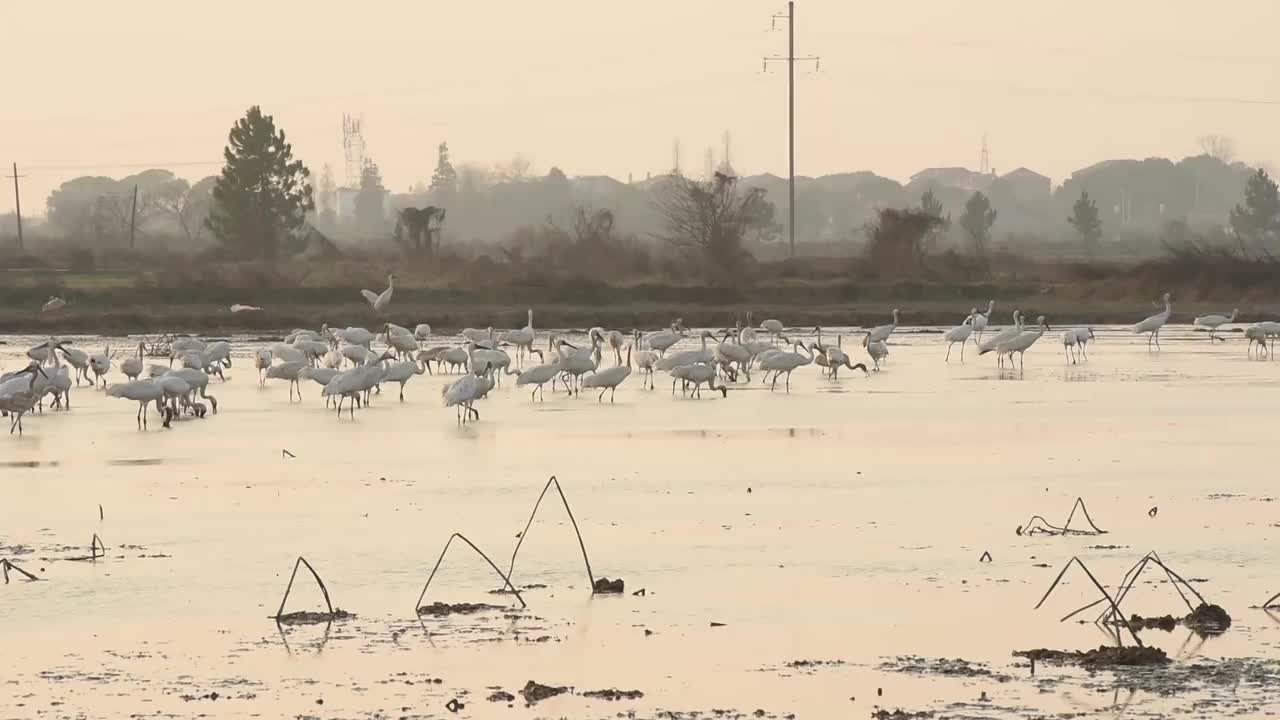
[{"x1": 2, "y1": 325, "x2": 1280, "y2": 719}]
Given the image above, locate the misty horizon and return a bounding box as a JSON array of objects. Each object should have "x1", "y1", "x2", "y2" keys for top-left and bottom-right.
[{"x1": 4, "y1": 1, "x2": 1280, "y2": 217}]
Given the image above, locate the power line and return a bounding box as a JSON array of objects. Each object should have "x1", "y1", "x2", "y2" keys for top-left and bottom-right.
[
  {"x1": 763, "y1": 1, "x2": 819, "y2": 260},
  {"x1": 17, "y1": 160, "x2": 223, "y2": 173}
]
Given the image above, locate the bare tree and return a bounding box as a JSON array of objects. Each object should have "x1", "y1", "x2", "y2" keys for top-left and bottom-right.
[
  {"x1": 495, "y1": 154, "x2": 533, "y2": 183},
  {"x1": 1197, "y1": 134, "x2": 1237, "y2": 163},
  {"x1": 652, "y1": 172, "x2": 769, "y2": 280},
  {"x1": 154, "y1": 176, "x2": 217, "y2": 244}
]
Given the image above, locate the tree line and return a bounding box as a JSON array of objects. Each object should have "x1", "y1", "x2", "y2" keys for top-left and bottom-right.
[{"x1": 18, "y1": 106, "x2": 1280, "y2": 279}]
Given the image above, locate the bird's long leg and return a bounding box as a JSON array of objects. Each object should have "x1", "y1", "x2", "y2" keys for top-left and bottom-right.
[
  {"x1": 1155, "y1": 328, "x2": 1162, "y2": 350},
  {"x1": 598, "y1": 388, "x2": 606, "y2": 403},
  {"x1": 610, "y1": 387, "x2": 616, "y2": 403},
  {"x1": 946, "y1": 344, "x2": 953, "y2": 362},
  {"x1": 786, "y1": 371, "x2": 792, "y2": 393},
  {"x1": 400, "y1": 385, "x2": 405, "y2": 402},
  {"x1": 960, "y1": 341, "x2": 966, "y2": 362}
]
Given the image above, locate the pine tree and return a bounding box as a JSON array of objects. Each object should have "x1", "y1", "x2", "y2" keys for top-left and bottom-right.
[
  {"x1": 1229, "y1": 168, "x2": 1280, "y2": 246},
  {"x1": 205, "y1": 106, "x2": 313, "y2": 259},
  {"x1": 429, "y1": 142, "x2": 457, "y2": 195},
  {"x1": 1068, "y1": 190, "x2": 1102, "y2": 248},
  {"x1": 354, "y1": 159, "x2": 386, "y2": 228},
  {"x1": 958, "y1": 191, "x2": 997, "y2": 262}
]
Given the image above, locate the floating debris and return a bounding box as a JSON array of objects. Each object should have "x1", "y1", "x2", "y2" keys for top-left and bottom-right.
[
  {"x1": 520, "y1": 680, "x2": 568, "y2": 704},
  {"x1": 1183, "y1": 603, "x2": 1232, "y2": 634},
  {"x1": 1017, "y1": 497, "x2": 1106, "y2": 536},
  {"x1": 1014, "y1": 645, "x2": 1170, "y2": 668},
  {"x1": 416, "y1": 602, "x2": 505, "y2": 618},
  {"x1": 582, "y1": 688, "x2": 644, "y2": 701},
  {"x1": 879, "y1": 656, "x2": 1012, "y2": 681},
  {"x1": 593, "y1": 577, "x2": 625, "y2": 594},
  {"x1": 275, "y1": 609, "x2": 354, "y2": 626},
  {"x1": 872, "y1": 711, "x2": 934, "y2": 720}
]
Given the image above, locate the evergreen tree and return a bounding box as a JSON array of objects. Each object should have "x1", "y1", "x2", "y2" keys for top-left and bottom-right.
[
  {"x1": 429, "y1": 142, "x2": 457, "y2": 195},
  {"x1": 920, "y1": 188, "x2": 945, "y2": 220},
  {"x1": 354, "y1": 159, "x2": 386, "y2": 228},
  {"x1": 958, "y1": 191, "x2": 997, "y2": 261},
  {"x1": 1068, "y1": 190, "x2": 1102, "y2": 248},
  {"x1": 1229, "y1": 168, "x2": 1280, "y2": 246},
  {"x1": 205, "y1": 106, "x2": 313, "y2": 259}
]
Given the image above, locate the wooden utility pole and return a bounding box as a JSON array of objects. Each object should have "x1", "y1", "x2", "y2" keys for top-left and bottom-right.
[
  {"x1": 764, "y1": 2, "x2": 818, "y2": 259},
  {"x1": 6, "y1": 163, "x2": 24, "y2": 251},
  {"x1": 129, "y1": 184, "x2": 138, "y2": 250}
]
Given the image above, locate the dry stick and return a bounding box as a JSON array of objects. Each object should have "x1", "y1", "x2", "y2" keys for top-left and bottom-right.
[
  {"x1": 91, "y1": 534, "x2": 105, "y2": 559},
  {"x1": 1062, "y1": 497, "x2": 1106, "y2": 534},
  {"x1": 1020, "y1": 515, "x2": 1064, "y2": 535},
  {"x1": 1105, "y1": 552, "x2": 1203, "y2": 623},
  {"x1": 506, "y1": 476, "x2": 597, "y2": 591},
  {"x1": 1, "y1": 559, "x2": 38, "y2": 583},
  {"x1": 1035, "y1": 556, "x2": 1142, "y2": 647},
  {"x1": 1262, "y1": 591, "x2": 1280, "y2": 609},
  {"x1": 1147, "y1": 555, "x2": 1208, "y2": 608},
  {"x1": 274, "y1": 557, "x2": 334, "y2": 619},
  {"x1": 415, "y1": 533, "x2": 526, "y2": 613}
]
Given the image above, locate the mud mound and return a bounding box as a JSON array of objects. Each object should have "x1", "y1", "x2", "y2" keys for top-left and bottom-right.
[{"x1": 1015, "y1": 645, "x2": 1170, "y2": 668}]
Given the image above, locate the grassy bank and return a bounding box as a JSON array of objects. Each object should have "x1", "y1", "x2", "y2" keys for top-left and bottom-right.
[{"x1": 3, "y1": 278, "x2": 1280, "y2": 335}]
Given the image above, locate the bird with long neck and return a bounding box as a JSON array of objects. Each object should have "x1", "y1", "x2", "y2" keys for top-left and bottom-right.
[{"x1": 1132, "y1": 292, "x2": 1173, "y2": 350}]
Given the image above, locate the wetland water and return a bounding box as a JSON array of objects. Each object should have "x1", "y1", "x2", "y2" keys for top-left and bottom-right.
[{"x1": 2, "y1": 326, "x2": 1279, "y2": 718}]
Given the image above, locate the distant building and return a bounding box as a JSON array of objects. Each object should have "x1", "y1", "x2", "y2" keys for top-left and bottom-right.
[
  {"x1": 908, "y1": 167, "x2": 994, "y2": 193},
  {"x1": 998, "y1": 167, "x2": 1051, "y2": 204}
]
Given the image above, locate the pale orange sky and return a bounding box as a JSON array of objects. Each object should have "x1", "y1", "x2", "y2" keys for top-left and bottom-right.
[{"x1": 3, "y1": 0, "x2": 1279, "y2": 216}]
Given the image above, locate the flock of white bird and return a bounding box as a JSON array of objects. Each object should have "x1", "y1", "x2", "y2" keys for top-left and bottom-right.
[{"x1": 2, "y1": 286, "x2": 1276, "y2": 435}]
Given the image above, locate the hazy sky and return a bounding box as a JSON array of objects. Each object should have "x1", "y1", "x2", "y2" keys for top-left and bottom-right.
[{"x1": 4, "y1": 1, "x2": 1279, "y2": 216}]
